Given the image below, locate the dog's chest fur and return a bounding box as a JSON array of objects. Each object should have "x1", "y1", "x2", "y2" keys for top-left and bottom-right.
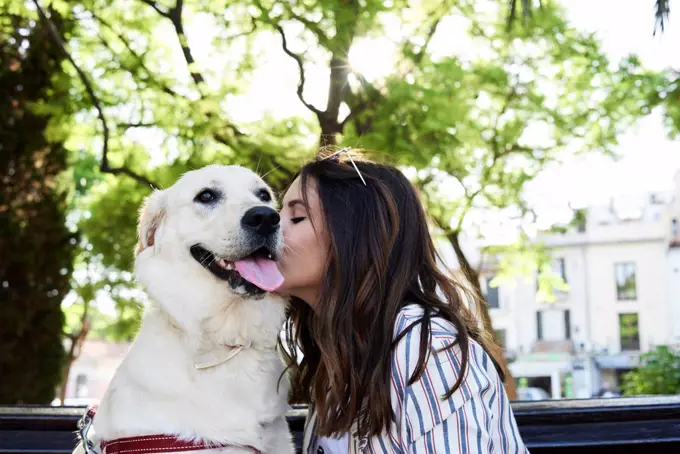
[{"x1": 89, "y1": 305, "x2": 291, "y2": 453}]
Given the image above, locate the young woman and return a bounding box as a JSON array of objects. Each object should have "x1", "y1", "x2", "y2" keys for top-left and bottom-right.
[{"x1": 276, "y1": 150, "x2": 528, "y2": 453}]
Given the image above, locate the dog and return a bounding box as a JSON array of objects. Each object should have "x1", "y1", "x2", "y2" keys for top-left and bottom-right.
[{"x1": 74, "y1": 165, "x2": 294, "y2": 454}]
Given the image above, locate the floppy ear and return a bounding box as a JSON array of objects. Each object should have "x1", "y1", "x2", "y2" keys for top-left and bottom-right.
[{"x1": 135, "y1": 189, "x2": 166, "y2": 256}]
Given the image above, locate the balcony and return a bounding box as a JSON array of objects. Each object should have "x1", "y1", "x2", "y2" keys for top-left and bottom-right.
[{"x1": 532, "y1": 339, "x2": 576, "y2": 355}]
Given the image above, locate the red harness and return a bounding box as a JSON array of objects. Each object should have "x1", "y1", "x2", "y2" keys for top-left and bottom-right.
[{"x1": 79, "y1": 406, "x2": 261, "y2": 454}]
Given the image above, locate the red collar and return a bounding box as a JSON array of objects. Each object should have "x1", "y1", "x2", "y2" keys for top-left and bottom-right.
[{"x1": 80, "y1": 406, "x2": 261, "y2": 454}]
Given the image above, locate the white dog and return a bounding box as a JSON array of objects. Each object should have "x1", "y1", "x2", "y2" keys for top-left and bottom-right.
[{"x1": 75, "y1": 165, "x2": 294, "y2": 454}]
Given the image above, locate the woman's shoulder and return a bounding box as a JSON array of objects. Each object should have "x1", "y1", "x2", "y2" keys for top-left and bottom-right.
[
  {"x1": 394, "y1": 303, "x2": 459, "y2": 341},
  {"x1": 392, "y1": 303, "x2": 495, "y2": 376},
  {"x1": 390, "y1": 304, "x2": 504, "y2": 444}
]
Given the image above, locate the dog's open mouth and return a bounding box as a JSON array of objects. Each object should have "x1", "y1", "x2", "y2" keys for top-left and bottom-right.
[{"x1": 189, "y1": 245, "x2": 284, "y2": 296}]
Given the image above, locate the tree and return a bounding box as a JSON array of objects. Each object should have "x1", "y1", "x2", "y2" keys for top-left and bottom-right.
[
  {"x1": 0, "y1": 2, "x2": 76, "y2": 404},
  {"x1": 506, "y1": 0, "x2": 680, "y2": 137},
  {"x1": 622, "y1": 346, "x2": 680, "y2": 396},
  {"x1": 507, "y1": 0, "x2": 671, "y2": 34},
  {"x1": 6, "y1": 1, "x2": 312, "y2": 394},
  {"x1": 6, "y1": 0, "x2": 666, "y2": 403},
  {"x1": 274, "y1": 0, "x2": 653, "y2": 394},
  {"x1": 33, "y1": 0, "x2": 307, "y2": 272}
]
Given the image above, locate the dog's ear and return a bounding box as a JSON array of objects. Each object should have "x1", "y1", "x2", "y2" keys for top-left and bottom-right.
[{"x1": 135, "y1": 189, "x2": 166, "y2": 256}]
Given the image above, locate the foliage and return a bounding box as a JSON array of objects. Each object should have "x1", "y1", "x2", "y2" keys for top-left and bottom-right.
[
  {"x1": 622, "y1": 346, "x2": 680, "y2": 396},
  {"x1": 63, "y1": 248, "x2": 143, "y2": 343},
  {"x1": 507, "y1": 0, "x2": 671, "y2": 35},
  {"x1": 22, "y1": 0, "x2": 313, "y2": 342},
  {"x1": 0, "y1": 4, "x2": 76, "y2": 404},
  {"x1": 505, "y1": 0, "x2": 679, "y2": 138},
  {"x1": 1, "y1": 0, "x2": 674, "y2": 354},
  {"x1": 338, "y1": 1, "x2": 650, "y2": 299},
  {"x1": 255, "y1": 0, "x2": 664, "y2": 395},
  {"x1": 485, "y1": 235, "x2": 569, "y2": 303}
]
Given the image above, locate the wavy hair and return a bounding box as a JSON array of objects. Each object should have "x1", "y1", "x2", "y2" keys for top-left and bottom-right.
[{"x1": 279, "y1": 155, "x2": 505, "y2": 439}]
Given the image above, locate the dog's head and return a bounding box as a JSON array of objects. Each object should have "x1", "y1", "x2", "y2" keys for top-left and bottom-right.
[{"x1": 134, "y1": 165, "x2": 284, "y2": 334}]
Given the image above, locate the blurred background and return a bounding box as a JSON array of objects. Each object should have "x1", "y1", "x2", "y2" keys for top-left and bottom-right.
[{"x1": 1, "y1": 0, "x2": 679, "y2": 407}]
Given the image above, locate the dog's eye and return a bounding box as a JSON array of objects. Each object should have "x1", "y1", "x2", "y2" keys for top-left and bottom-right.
[
  {"x1": 257, "y1": 189, "x2": 272, "y2": 202},
  {"x1": 195, "y1": 189, "x2": 218, "y2": 204}
]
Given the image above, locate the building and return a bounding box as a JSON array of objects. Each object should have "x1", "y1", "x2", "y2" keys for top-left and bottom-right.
[
  {"x1": 484, "y1": 171, "x2": 680, "y2": 399},
  {"x1": 58, "y1": 340, "x2": 130, "y2": 405},
  {"x1": 668, "y1": 171, "x2": 680, "y2": 344}
]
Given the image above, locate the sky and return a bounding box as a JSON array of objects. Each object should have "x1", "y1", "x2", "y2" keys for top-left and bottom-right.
[{"x1": 526, "y1": 0, "x2": 680, "y2": 218}]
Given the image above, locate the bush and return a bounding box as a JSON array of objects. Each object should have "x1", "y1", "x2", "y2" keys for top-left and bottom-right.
[{"x1": 621, "y1": 345, "x2": 680, "y2": 396}]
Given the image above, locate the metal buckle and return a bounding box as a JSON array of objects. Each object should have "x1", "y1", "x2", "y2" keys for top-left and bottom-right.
[{"x1": 76, "y1": 410, "x2": 98, "y2": 454}]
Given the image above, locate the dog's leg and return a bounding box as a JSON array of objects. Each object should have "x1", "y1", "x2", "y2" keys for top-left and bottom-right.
[{"x1": 264, "y1": 416, "x2": 295, "y2": 454}]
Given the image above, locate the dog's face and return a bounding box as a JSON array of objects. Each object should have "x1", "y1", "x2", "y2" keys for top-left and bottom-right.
[{"x1": 134, "y1": 165, "x2": 284, "y2": 331}]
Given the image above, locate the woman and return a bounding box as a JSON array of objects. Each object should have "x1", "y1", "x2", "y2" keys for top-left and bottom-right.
[{"x1": 276, "y1": 149, "x2": 528, "y2": 453}]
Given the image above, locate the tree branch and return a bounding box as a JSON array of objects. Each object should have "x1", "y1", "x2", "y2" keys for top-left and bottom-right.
[
  {"x1": 281, "y1": 4, "x2": 332, "y2": 49},
  {"x1": 413, "y1": 15, "x2": 443, "y2": 64},
  {"x1": 654, "y1": 0, "x2": 671, "y2": 36},
  {"x1": 168, "y1": 0, "x2": 204, "y2": 86},
  {"x1": 118, "y1": 121, "x2": 157, "y2": 129},
  {"x1": 211, "y1": 131, "x2": 295, "y2": 191},
  {"x1": 88, "y1": 11, "x2": 179, "y2": 97},
  {"x1": 139, "y1": 0, "x2": 204, "y2": 87},
  {"x1": 137, "y1": 0, "x2": 246, "y2": 140},
  {"x1": 139, "y1": 0, "x2": 170, "y2": 19},
  {"x1": 506, "y1": 0, "x2": 533, "y2": 32},
  {"x1": 275, "y1": 25, "x2": 323, "y2": 117},
  {"x1": 31, "y1": 0, "x2": 157, "y2": 188},
  {"x1": 444, "y1": 225, "x2": 517, "y2": 401},
  {"x1": 340, "y1": 99, "x2": 371, "y2": 128}
]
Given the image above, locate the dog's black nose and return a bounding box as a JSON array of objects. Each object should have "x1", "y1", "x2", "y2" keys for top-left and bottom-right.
[{"x1": 241, "y1": 206, "x2": 280, "y2": 235}]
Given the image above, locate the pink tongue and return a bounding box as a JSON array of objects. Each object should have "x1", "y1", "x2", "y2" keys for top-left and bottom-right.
[{"x1": 234, "y1": 256, "x2": 284, "y2": 292}]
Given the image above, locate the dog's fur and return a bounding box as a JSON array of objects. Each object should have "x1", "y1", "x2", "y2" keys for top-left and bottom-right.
[{"x1": 77, "y1": 165, "x2": 294, "y2": 454}]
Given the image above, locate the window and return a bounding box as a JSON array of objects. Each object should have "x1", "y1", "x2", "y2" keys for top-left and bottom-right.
[
  {"x1": 535, "y1": 258, "x2": 567, "y2": 293},
  {"x1": 619, "y1": 313, "x2": 640, "y2": 351},
  {"x1": 485, "y1": 276, "x2": 499, "y2": 309},
  {"x1": 615, "y1": 262, "x2": 637, "y2": 300},
  {"x1": 564, "y1": 309, "x2": 571, "y2": 340},
  {"x1": 494, "y1": 329, "x2": 507, "y2": 349},
  {"x1": 556, "y1": 257, "x2": 567, "y2": 283},
  {"x1": 536, "y1": 311, "x2": 543, "y2": 341}
]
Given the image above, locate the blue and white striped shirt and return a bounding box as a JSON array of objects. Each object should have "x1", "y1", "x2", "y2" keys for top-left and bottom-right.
[{"x1": 303, "y1": 304, "x2": 529, "y2": 453}]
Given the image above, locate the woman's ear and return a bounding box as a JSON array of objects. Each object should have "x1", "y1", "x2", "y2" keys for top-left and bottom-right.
[{"x1": 135, "y1": 189, "x2": 166, "y2": 256}]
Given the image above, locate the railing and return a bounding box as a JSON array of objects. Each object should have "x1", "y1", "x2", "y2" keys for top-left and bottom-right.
[
  {"x1": 530, "y1": 340, "x2": 575, "y2": 354},
  {"x1": 1, "y1": 396, "x2": 679, "y2": 453}
]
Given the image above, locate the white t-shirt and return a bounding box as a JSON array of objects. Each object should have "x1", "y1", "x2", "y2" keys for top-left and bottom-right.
[{"x1": 313, "y1": 433, "x2": 349, "y2": 454}]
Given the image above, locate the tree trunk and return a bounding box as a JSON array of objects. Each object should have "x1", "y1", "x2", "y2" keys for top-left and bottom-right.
[
  {"x1": 59, "y1": 300, "x2": 90, "y2": 404},
  {"x1": 59, "y1": 337, "x2": 77, "y2": 404},
  {"x1": 446, "y1": 229, "x2": 518, "y2": 400},
  {"x1": 0, "y1": 8, "x2": 75, "y2": 405}
]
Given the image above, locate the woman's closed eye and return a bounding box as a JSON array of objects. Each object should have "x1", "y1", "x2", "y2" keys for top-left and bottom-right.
[{"x1": 291, "y1": 217, "x2": 306, "y2": 224}]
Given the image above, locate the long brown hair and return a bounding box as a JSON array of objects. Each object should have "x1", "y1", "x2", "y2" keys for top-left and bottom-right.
[{"x1": 279, "y1": 153, "x2": 505, "y2": 439}]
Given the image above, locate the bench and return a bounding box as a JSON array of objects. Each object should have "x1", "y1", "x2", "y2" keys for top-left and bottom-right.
[{"x1": 1, "y1": 397, "x2": 679, "y2": 453}]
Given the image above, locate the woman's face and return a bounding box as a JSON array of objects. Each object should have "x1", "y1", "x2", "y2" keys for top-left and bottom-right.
[{"x1": 276, "y1": 176, "x2": 329, "y2": 306}]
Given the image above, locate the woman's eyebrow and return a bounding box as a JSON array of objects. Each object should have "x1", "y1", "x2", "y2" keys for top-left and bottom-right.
[{"x1": 287, "y1": 199, "x2": 306, "y2": 208}]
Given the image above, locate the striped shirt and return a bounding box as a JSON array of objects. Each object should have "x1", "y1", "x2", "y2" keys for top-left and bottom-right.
[{"x1": 303, "y1": 304, "x2": 529, "y2": 453}]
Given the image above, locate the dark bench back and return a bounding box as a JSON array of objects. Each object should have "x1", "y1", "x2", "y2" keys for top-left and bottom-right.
[{"x1": 1, "y1": 397, "x2": 679, "y2": 453}]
